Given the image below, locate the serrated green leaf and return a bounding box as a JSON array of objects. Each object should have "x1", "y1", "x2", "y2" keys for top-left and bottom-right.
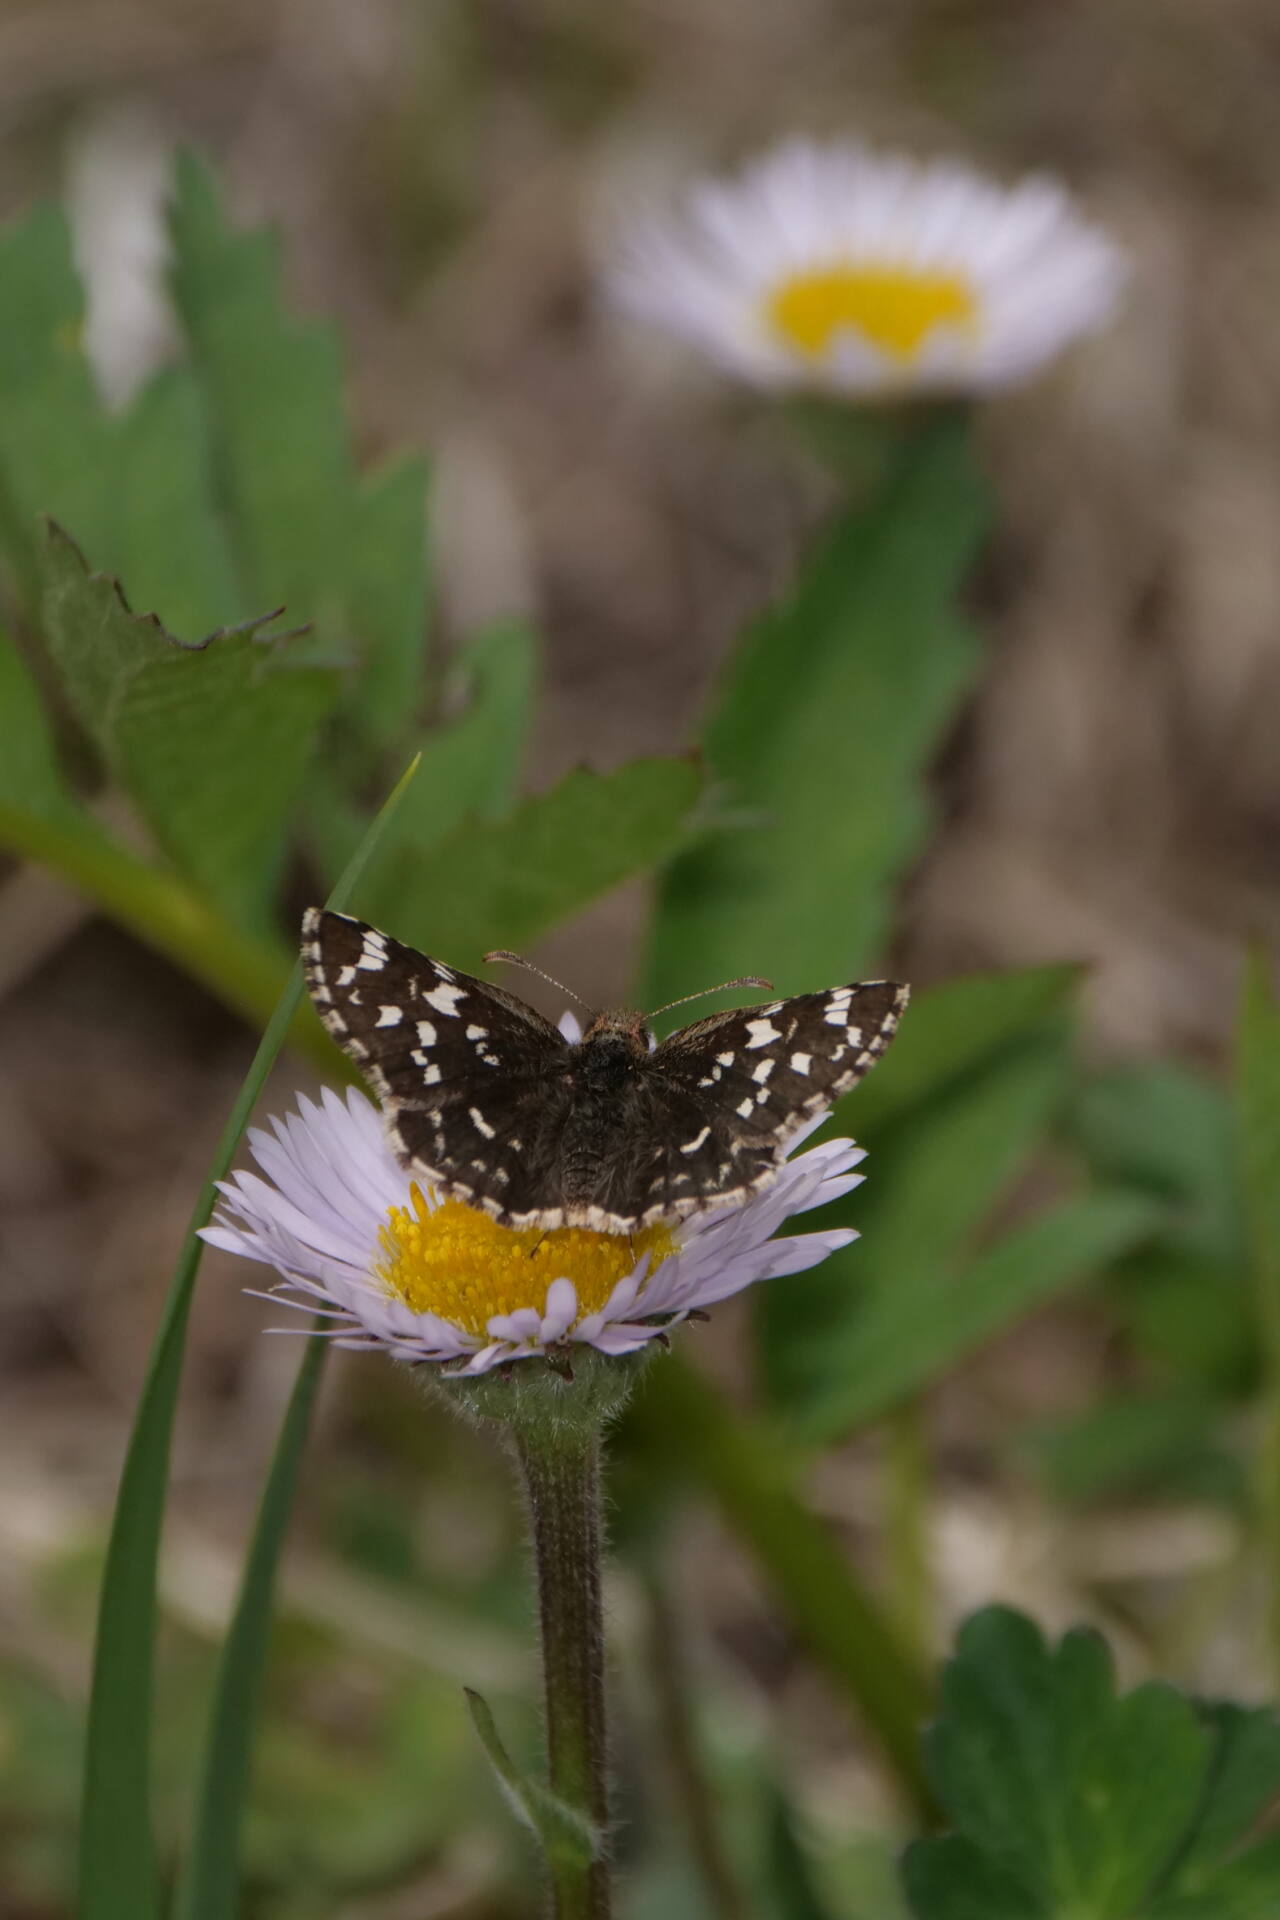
[
  {"x1": 367, "y1": 756, "x2": 701, "y2": 968},
  {"x1": 0, "y1": 205, "x2": 244, "y2": 637},
  {"x1": 106, "y1": 364, "x2": 244, "y2": 634},
  {"x1": 644, "y1": 415, "x2": 985, "y2": 1002},
  {"x1": 40, "y1": 523, "x2": 338, "y2": 928},
  {"x1": 0, "y1": 201, "x2": 111, "y2": 594},
  {"x1": 923, "y1": 1608, "x2": 1210, "y2": 1919},
  {"x1": 760, "y1": 1024, "x2": 1073, "y2": 1433},
  {"x1": 464, "y1": 1688, "x2": 599, "y2": 1871},
  {"x1": 0, "y1": 632, "x2": 82, "y2": 822},
  {"x1": 169, "y1": 151, "x2": 351, "y2": 617}
]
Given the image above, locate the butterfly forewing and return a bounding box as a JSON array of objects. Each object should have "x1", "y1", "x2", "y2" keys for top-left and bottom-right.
[
  {"x1": 635, "y1": 980, "x2": 909, "y2": 1218},
  {"x1": 303, "y1": 909, "x2": 574, "y2": 1219}
]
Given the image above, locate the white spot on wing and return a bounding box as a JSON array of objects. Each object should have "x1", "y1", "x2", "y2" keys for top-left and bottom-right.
[
  {"x1": 736, "y1": 1097, "x2": 755, "y2": 1118},
  {"x1": 791, "y1": 1051, "x2": 812, "y2": 1074},
  {"x1": 337, "y1": 964, "x2": 357, "y2": 987},
  {"x1": 717, "y1": 1052, "x2": 735, "y2": 1067},
  {"x1": 425, "y1": 984, "x2": 466, "y2": 1016},
  {"x1": 466, "y1": 1024, "x2": 488, "y2": 1040},
  {"x1": 469, "y1": 1107, "x2": 495, "y2": 1139},
  {"x1": 376, "y1": 1005, "x2": 402, "y2": 1028},
  {"x1": 681, "y1": 1126, "x2": 711, "y2": 1155},
  {"x1": 752, "y1": 1058, "x2": 774, "y2": 1084},
  {"x1": 746, "y1": 1019, "x2": 781, "y2": 1049},
  {"x1": 416, "y1": 1020, "x2": 436, "y2": 1046}
]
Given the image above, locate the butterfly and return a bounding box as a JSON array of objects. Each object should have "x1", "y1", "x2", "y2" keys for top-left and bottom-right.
[{"x1": 302, "y1": 908, "x2": 908, "y2": 1234}]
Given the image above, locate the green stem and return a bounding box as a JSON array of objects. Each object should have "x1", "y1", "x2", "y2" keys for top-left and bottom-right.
[
  {"x1": 626, "y1": 1356, "x2": 935, "y2": 1818},
  {"x1": 514, "y1": 1422, "x2": 611, "y2": 1919},
  {"x1": 643, "y1": 1566, "x2": 748, "y2": 1920},
  {"x1": 885, "y1": 1399, "x2": 932, "y2": 1666},
  {"x1": 0, "y1": 802, "x2": 345, "y2": 1074}
]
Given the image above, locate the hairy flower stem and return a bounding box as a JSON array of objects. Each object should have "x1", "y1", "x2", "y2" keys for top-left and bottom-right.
[{"x1": 515, "y1": 1421, "x2": 612, "y2": 1919}]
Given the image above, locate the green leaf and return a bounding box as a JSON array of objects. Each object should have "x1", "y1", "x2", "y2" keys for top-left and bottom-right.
[
  {"x1": 1026, "y1": 1390, "x2": 1243, "y2": 1509},
  {"x1": 760, "y1": 1024, "x2": 1074, "y2": 1434},
  {"x1": 766, "y1": 1788, "x2": 839, "y2": 1920},
  {"x1": 837, "y1": 963, "x2": 1080, "y2": 1138},
  {"x1": 0, "y1": 202, "x2": 111, "y2": 594},
  {"x1": 802, "y1": 1190, "x2": 1162, "y2": 1439},
  {"x1": 344, "y1": 455, "x2": 432, "y2": 760},
  {"x1": 902, "y1": 1836, "x2": 1042, "y2": 1920},
  {"x1": 40, "y1": 522, "x2": 338, "y2": 929},
  {"x1": 464, "y1": 1688, "x2": 600, "y2": 1872},
  {"x1": 372, "y1": 615, "x2": 536, "y2": 861},
  {"x1": 1156, "y1": 1705, "x2": 1280, "y2": 1897},
  {"x1": 169, "y1": 151, "x2": 351, "y2": 617},
  {"x1": 174, "y1": 1335, "x2": 327, "y2": 1920},
  {"x1": 1238, "y1": 952, "x2": 1280, "y2": 1363},
  {"x1": 105, "y1": 364, "x2": 244, "y2": 635},
  {"x1": 76, "y1": 756, "x2": 421, "y2": 1920},
  {"x1": 368, "y1": 756, "x2": 701, "y2": 969},
  {"x1": 624, "y1": 1357, "x2": 935, "y2": 1818},
  {"x1": 915, "y1": 1608, "x2": 1210, "y2": 1920},
  {"x1": 0, "y1": 205, "x2": 244, "y2": 636},
  {"x1": 1068, "y1": 1063, "x2": 1241, "y2": 1266},
  {"x1": 0, "y1": 632, "x2": 82, "y2": 822},
  {"x1": 644, "y1": 415, "x2": 986, "y2": 1002}
]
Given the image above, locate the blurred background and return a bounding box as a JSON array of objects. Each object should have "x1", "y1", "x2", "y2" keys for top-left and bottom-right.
[{"x1": 2, "y1": 1, "x2": 1280, "y2": 1914}]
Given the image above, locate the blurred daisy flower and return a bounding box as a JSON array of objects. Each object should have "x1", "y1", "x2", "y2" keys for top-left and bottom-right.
[
  {"x1": 608, "y1": 138, "x2": 1125, "y2": 396},
  {"x1": 203, "y1": 1085, "x2": 865, "y2": 1377}
]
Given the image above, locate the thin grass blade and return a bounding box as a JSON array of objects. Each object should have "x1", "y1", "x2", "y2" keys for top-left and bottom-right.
[
  {"x1": 76, "y1": 755, "x2": 420, "y2": 1920},
  {"x1": 173, "y1": 1331, "x2": 326, "y2": 1920}
]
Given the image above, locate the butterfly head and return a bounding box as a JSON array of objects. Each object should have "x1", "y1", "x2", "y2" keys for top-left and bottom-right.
[{"x1": 577, "y1": 1010, "x2": 655, "y2": 1086}]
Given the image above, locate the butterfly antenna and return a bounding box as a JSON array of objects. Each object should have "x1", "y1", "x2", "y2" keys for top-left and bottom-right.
[
  {"x1": 485, "y1": 950, "x2": 592, "y2": 1012},
  {"x1": 647, "y1": 975, "x2": 774, "y2": 1020}
]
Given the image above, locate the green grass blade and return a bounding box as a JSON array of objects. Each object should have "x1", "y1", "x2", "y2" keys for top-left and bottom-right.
[
  {"x1": 76, "y1": 755, "x2": 420, "y2": 1920},
  {"x1": 173, "y1": 1333, "x2": 327, "y2": 1920}
]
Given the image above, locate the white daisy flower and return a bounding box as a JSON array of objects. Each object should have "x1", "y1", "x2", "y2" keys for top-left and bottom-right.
[
  {"x1": 607, "y1": 137, "x2": 1126, "y2": 396},
  {"x1": 201, "y1": 1084, "x2": 865, "y2": 1377}
]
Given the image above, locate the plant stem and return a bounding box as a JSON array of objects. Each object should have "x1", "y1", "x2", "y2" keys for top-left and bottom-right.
[
  {"x1": 625, "y1": 1356, "x2": 935, "y2": 1819},
  {"x1": 643, "y1": 1565, "x2": 748, "y2": 1920},
  {"x1": 514, "y1": 1421, "x2": 612, "y2": 1919},
  {"x1": 885, "y1": 1399, "x2": 932, "y2": 1665}
]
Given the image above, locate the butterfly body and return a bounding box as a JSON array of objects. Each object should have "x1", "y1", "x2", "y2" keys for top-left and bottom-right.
[{"x1": 303, "y1": 909, "x2": 907, "y2": 1233}]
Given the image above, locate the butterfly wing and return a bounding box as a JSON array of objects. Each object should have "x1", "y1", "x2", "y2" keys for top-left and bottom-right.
[
  {"x1": 640, "y1": 979, "x2": 909, "y2": 1217},
  {"x1": 302, "y1": 908, "x2": 574, "y2": 1221}
]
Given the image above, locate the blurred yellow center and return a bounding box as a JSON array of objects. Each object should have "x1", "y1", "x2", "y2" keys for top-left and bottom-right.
[
  {"x1": 375, "y1": 1186, "x2": 676, "y2": 1335},
  {"x1": 766, "y1": 262, "x2": 977, "y2": 361}
]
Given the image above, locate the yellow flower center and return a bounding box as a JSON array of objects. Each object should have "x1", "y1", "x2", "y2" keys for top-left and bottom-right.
[
  {"x1": 765, "y1": 261, "x2": 977, "y2": 362},
  {"x1": 375, "y1": 1186, "x2": 676, "y2": 1337}
]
